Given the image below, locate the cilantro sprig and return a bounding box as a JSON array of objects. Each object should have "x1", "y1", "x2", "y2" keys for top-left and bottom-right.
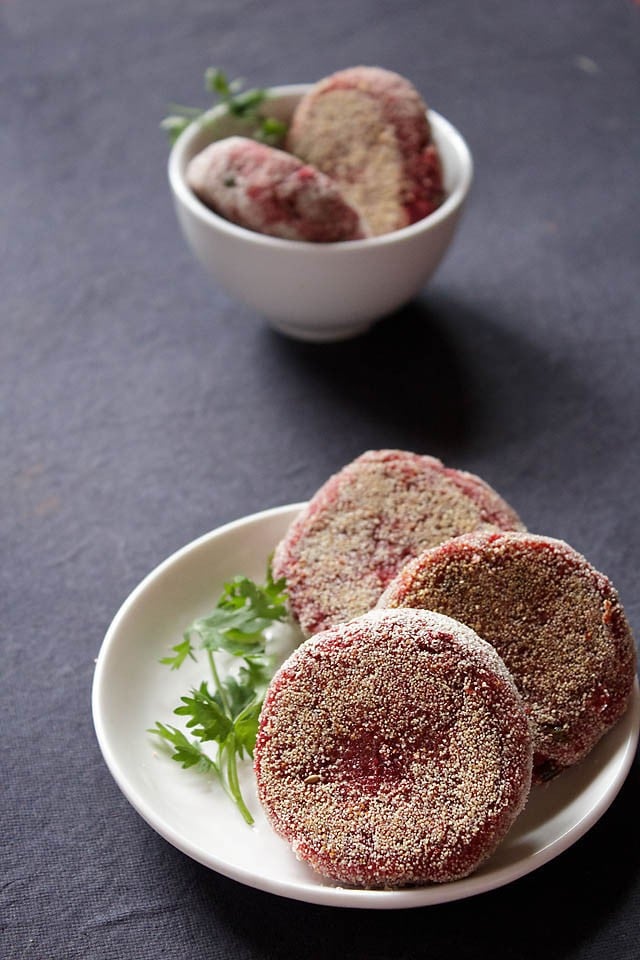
[
  {"x1": 149, "y1": 567, "x2": 288, "y2": 825},
  {"x1": 161, "y1": 67, "x2": 288, "y2": 146}
]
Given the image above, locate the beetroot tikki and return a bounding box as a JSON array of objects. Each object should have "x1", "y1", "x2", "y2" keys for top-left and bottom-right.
[
  {"x1": 287, "y1": 66, "x2": 445, "y2": 235},
  {"x1": 379, "y1": 531, "x2": 637, "y2": 782},
  {"x1": 272, "y1": 449, "x2": 524, "y2": 636},
  {"x1": 254, "y1": 608, "x2": 533, "y2": 888},
  {"x1": 186, "y1": 136, "x2": 368, "y2": 242}
]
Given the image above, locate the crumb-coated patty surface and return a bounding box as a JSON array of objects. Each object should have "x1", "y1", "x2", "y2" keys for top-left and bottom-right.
[
  {"x1": 287, "y1": 66, "x2": 444, "y2": 236},
  {"x1": 378, "y1": 531, "x2": 637, "y2": 782},
  {"x1": 186, "y1": 136, "x2": 368, "y2": 242},
  {"x1": 254, "y1": 608, "x2": 533, "y2": 888},
  {"x1": 272, "y1": 449, "x2": 525, "y2": 636}
]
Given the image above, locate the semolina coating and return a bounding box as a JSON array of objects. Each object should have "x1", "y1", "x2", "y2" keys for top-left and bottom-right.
[
  {"x1": 254, "y1": 608, "x2": 533, "y2": 888},
  {"x1": 272, "y1": 449, "x2": 525, "y2": 636},
  {"x1": 287, "y1": 66, "x2": 445, "y2": 236},
  {"x1": 379, "y1": 530, "x2": 637, "y2": 781}
]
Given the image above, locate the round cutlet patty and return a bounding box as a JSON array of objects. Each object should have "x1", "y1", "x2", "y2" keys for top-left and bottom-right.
[
  {"x1": 186, "y1": 136, "x2": 368, "y2": 242},
  {"x1": 272, "y1": 449, "x2": 525, "y2": 636},
  {"x1": 378, "y1": 531, "x2": 637, "y2": 782},
  {"x1": 287, "y1": 66, "x2": 445, "y2": 235},
  {"x1": 254, "y1": 608, "x2": 533, "y2": 888}
]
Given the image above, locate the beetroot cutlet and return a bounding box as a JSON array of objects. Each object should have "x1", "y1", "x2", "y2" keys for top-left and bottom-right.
[
  {"x1": 272, "y1": 449, "x2": 524, "y2": 636},
  {"x1": 378, "y1": 530, "x2": 637, "y2": 782},
  {"x1": 287, "y1": 66, "x2": 445, "y2": 236},
  {"x1": 254, "y1": 607, "x2": 533, "y2": 888},
  {"x1": 186, "y1": 136, "x2": 368, "y2": 242}
]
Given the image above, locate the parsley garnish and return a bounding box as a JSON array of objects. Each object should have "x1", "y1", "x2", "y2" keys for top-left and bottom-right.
[
  {"x1": 149, "y1": 567, "x2": 288, "y2": 825},
  {"x1": 161, "y1": 67, "x2": 288, "y2": 146}
]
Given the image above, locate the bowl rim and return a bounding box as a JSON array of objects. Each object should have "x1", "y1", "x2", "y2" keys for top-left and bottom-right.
[{"x1": 168, "y1": 83, "x2": 474, "y2": 252}]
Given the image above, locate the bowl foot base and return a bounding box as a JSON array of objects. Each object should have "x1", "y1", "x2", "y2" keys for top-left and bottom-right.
[{"x1": 269, "y1": 318, "x2": 374, "y2": 342}]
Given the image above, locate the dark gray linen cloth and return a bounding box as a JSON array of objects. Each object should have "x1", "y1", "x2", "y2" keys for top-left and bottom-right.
[{"x1": 2, "y1": 1, "x2": 639, "y2": 957}]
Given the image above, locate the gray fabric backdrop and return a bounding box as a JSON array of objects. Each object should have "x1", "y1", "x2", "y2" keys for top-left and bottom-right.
[{"x1": 3, "y1": 1, "x2": 639, "y2": 957}]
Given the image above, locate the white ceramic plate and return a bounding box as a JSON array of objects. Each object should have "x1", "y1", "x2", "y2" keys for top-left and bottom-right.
[{"x1": 92, "y1": 503, "x2": 640, "y2": 909}]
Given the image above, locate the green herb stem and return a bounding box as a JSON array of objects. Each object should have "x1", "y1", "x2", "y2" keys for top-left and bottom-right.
[
  {"x1": 224, "y1": 735, "x2": 254, "y2": 825},
  {"x1": 207, "y1": 646, "x2": 230, "y2": 714}
]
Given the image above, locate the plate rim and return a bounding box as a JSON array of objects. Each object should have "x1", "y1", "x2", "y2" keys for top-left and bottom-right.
[{"x1": 92, "y1": 502, "x2": 640, "y2": 910}]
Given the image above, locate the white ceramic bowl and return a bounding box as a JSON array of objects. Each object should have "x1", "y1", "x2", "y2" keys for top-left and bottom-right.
[{"x1": 168, "y1": 85, "x2": 473, "y2": 342}]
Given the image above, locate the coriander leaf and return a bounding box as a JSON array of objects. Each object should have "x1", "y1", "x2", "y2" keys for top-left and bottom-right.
[
  {"x1": 165, "y1": 103, "x2": 207, "y2": 118},
  {"x1": 162, "y1": 67, "x2": 289, "y2": 148},
  {"x1": 192, "y1": 573, "x2": 287, "y2": 656},
  {"x1": 219, "y1": 572, "x2": 288, "y2": 621},
  {"x1": 159, "y1": 634, "x2": 196, "y2": 670},
  {"x1": 174, "y1": 682, "x2": 232, "y2": 742},
  {"x1": 221, "y1": 673, "x2": 259, "y2": 719},
  {"x1": 237, "y1": 657, "x2": 274, "y2": 702},
  {"x1": 233, "y1": 701, "x2": 262, "y2": 756},
  {"x1": 205, "y1": 67, "x2": 231, "y2": 97},
  {"x1": 148, "y1": 722, "x2": 217, "y2": 774},
  {"x1": 160, "y1": 115, "x2": 192, "y2": 143},
  {"x1": 150, "y1": 565, "x2": 291, "y2": 825},
  {"x1": 227, "y1": 88, "x2": 267, "y2": 117},
  {"x1": 192, "y1": 609, "x2": 267, "y2": 657},
  {"x1": 255, "y1": 117, "x2": 288, "y2": 145}
]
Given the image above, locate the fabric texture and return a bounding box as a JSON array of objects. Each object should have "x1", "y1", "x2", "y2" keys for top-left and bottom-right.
[{"x1": 2, "y1": 1, "x2": 639, "y2": 957}]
